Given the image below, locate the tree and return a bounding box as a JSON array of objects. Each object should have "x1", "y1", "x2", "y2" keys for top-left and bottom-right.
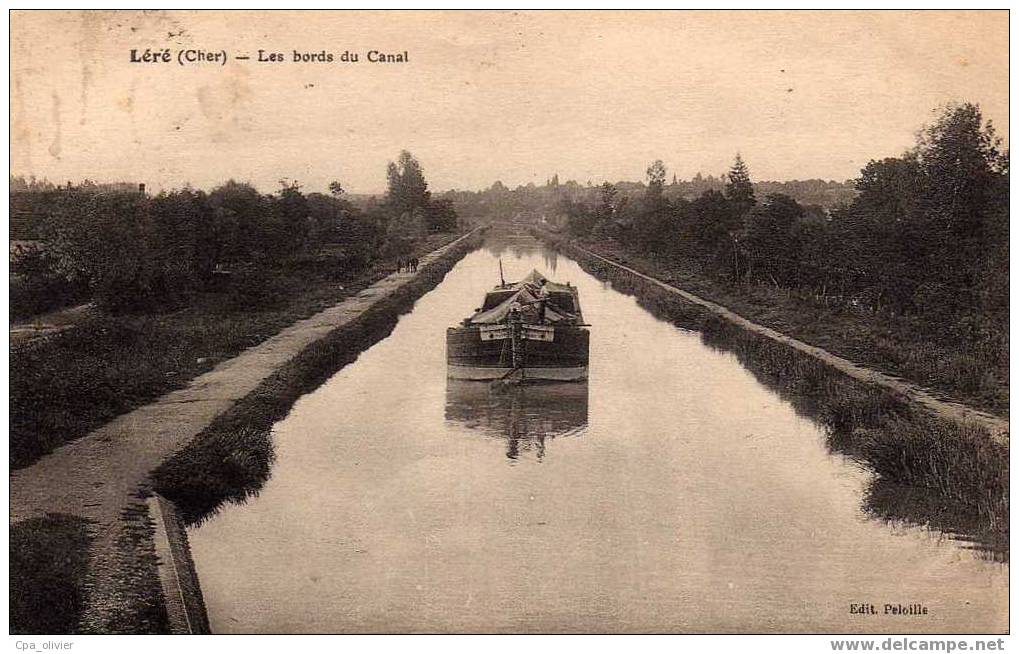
[
  {"x1": 598, "y1": 182, "x2": 617, "y2": 220},
  {"x1": 630, "y1": 200, "x2": 678, "y2": 256},
  {"x1": 646, "y1": 160, "x2": 667, "y2": 199},
  {"x1": 328, "y1": 180, "x2": 345, "y2": 198},
  {"x1": 208, "y1": 180, "x2": 265, "y2": 264},
  {"x1": 725, "y1": 153, "x2": 756, "y2": 218},
  {"x1": 915, "y1": 104, "x2": 1004, "y2": 263},
  {"x1": 276, "y1": 180, "x2": 311, "y2": 256},
  {"x1": 382, "y1": 150, "x2": 459, "y2": 233},
  {"x1": 836, "y1": 156, "x2": 923, "y2": 309},
  {"x1": 687, "y1": 189, "x2": 737, "y2": 249},
  {"x1": 426, "y1": 197, "x2": 458, "y2": 233},
  {"x1": 832, "y1": 103, "x2": 1008, "y2": 315},
  {"x1": 386, "y1": 150, "x2": 430, "y2": 215},
  {"x1": 150, "y1": 187, "x2": 216, "y2": 288},
  {"x1": 910, "y1": 103, "x2": 1007, "y2": 317},
  {"x1": 561, "y1": 196, "x2": 598, "y2": 238},
  {"x1": 42, "y1": 189, "x2": 199, "y2": 311},
  {"x1": 743, "y1": 193, "x2": 805, "y2": 285}
]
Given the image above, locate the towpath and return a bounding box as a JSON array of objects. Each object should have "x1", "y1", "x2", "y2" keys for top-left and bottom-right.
[{"x1": 10, "y1": 301, "x2": 96, "y2": 347}]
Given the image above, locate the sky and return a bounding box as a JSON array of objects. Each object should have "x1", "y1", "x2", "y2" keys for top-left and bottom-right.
[{"x1": 10, "y1": 10, "x2": 1010, "y2": 195}]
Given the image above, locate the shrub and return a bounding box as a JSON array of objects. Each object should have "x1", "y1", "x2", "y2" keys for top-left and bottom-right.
[
  {"x1": 10, "y1": 244, "x2": 89, "y2": 318},
  {"x1": 221, "y1": 265, "x2": 287, "y2": 312}
]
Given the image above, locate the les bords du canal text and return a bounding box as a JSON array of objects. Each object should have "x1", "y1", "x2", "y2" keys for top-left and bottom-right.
[{"x1": 129, "y1": 48, "x2": 409, "y2": 66}]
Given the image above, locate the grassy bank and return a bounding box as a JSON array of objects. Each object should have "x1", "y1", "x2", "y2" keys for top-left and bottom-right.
[
  {"x1": 10, "y1": 514, "x2": 93, "y2": 633},
  {"x1": 539, "y1": 229, "x2": 1008, "y2": 554},
  {"x1": 556, "y1": 233, "x2": 1007, "y2": 418},
  {"x1": 10, "y1": 233, "x2": 463, "y2": 470},
  {"x1": 76, "y1": 499, "x2": 172, "y2": 634}
]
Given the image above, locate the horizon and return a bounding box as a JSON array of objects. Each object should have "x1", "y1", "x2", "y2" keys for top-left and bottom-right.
[
  {"x1": 11, "y1": 10, "x2": 1008, "y2": 195},
  {"x1": 9, "y1": 170, "x2": 858, "y2": 197}
]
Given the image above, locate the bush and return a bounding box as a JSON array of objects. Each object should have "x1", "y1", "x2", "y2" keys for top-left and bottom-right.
[
  {"x1": 11, "y1": 244, "x2": 88, "y2": 319},
  {"x1": 220, "y1": 265, "x2": 287, "y2": 311}
]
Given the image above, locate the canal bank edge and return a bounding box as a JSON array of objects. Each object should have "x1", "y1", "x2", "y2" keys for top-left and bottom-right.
[
  {"x1": 147, "y1": 494, "x2": 210, "y2": 634},
  {"x1": 9, "y1": 226, "x2": 487, "y2": 634},
  {"x1": 534, "y1": 229, "x2": 1008, "y2": 442}
]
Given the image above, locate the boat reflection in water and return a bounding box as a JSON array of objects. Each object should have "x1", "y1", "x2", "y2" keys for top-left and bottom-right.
[{"x1": 444, "y1": 379, "x2": 589, "y2": 461}]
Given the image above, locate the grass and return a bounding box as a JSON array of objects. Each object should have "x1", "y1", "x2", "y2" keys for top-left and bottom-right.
[
  {"x1": 853, "y1": 418, "x2": 1008, "y2": 547},
  {"x1": 10, "y1": 514, "x2": 93, "y2": 634},
  {"x1": 10, "y1": 233, "x2": 463, "y2": 470},
  {"x1": 542, "y1": 229, "x2": 1009, "y2": 555},
  {"x1": 152, "y1": 425, "x2": 276, "y2": 527},
  {"x1": 10, "y1": 502, "x2": 173, "y2": 635},
  {"x1": 75, "y1": 499, "x2": 172, "y2": 634}
]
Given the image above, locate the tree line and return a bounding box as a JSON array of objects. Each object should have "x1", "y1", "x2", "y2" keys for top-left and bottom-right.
[
  {"x1": 444, "y1": 173, "x2": 855, "y2": 227},
  {"x1": 556, "y1": 103, "x2": 1007, "y2": 329},
  {"x1": 11, "y1": 150, "x2": 458, "y2": 315}
]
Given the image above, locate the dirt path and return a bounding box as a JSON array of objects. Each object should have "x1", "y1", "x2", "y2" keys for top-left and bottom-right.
[
  {"x1": 568, "y1": 240, "x2": 1010, "y2": 444},
  {"x1": 10, "y1": 302, "x2": 95, "y2": 347}
]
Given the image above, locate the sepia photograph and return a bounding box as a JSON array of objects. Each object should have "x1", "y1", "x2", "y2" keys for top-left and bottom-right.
[{"x1": 7, "y1": 8, "x2": 1010, "y2": 644}]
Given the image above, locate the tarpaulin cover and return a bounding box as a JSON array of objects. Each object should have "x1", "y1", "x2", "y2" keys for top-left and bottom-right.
[{"x1": 469, "y1": 270, "x2": 577, "y2": 325}]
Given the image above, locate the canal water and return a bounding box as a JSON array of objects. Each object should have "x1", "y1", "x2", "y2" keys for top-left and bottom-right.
[{"x1": 187, "y1": 238, "x2": 1007, "y2": 634}]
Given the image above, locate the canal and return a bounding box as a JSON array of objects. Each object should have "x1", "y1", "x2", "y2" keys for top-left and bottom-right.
[{"x1": 187, "y1": 237, "x2": 1007, "y2": 633}]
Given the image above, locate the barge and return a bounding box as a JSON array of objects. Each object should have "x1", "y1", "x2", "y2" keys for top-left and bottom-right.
[{"x1": 446, "y1": 269, "x2": 589, "y2": 382}]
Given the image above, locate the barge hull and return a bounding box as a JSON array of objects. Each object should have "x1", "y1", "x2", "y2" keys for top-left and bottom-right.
[{"x1": 447, "y1": 364, "x2": 588, "y2": 382}]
